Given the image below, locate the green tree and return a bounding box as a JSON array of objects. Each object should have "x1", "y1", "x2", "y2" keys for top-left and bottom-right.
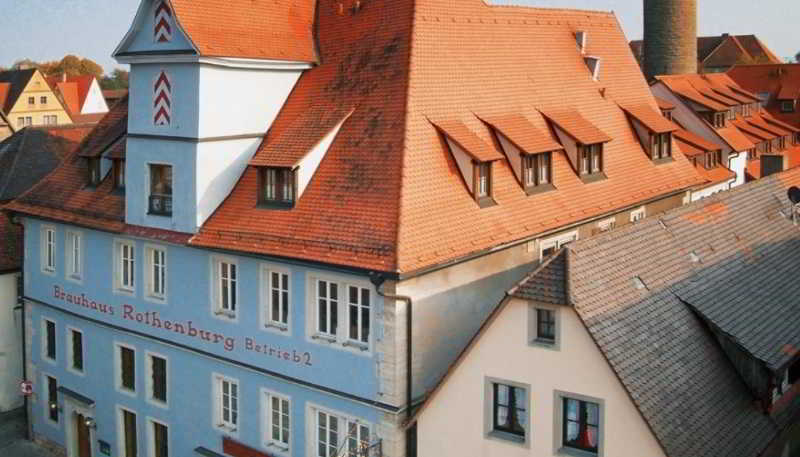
[{"x1": 100, "y1": 68, "x2": 129, "y2": 90}]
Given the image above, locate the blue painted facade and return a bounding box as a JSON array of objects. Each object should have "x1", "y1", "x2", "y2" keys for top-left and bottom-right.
[{"x1": 26, "y1": 218, "x2": 390, "y2": 457}]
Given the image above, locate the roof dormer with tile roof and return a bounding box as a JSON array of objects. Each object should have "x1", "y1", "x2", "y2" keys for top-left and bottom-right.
[{"x1": 111, "y1": 0, "x2": 318, "y2": 233}]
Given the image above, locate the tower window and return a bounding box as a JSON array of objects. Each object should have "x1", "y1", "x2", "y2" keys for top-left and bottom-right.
[
  {"x1": 149, "y1": 164, "x2": 173, "y2": 216},
  {"x1": 259, "y1": 167, "x2": 296, "y2": 207},
  {"x1": 113, "y1": 160, "x2": 126, "y2": 190}
]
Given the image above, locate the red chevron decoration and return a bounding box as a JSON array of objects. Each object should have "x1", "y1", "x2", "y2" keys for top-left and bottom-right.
[
  {"x1": 154, "y1": 0, "x2": 173, "y2": 43},
  {"x1": 153, "y1": 71, "x2": 172, "y2": 126}
]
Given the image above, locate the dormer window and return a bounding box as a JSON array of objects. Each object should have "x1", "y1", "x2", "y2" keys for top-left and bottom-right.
[
  {"x1": 781, "y1": 100, "x2": 796, "y2": 113},
  {"x1": 708, "y1": 112, "x2": 726, "y2": 128},
  {"x1": 661, "y1": 109, "x2": 673, "y2": 121},
  {"x1": 87, "y1": 158, "x2": 101, "y2": 187},
  {"x1": 650, "y1": 133, "x2": 672, "y2": 161},
  {"x1": 522, "y1": 152, "x2": 552, "y2": 193},
  {"x1": 742, "y1": 103, "x2": 752, "y2": 118},
  {"x1": 579, "y1": 144, "x2": 603, "y2": 176},
  {"x1": 148, "y1": 164, "x2": 172, "y2": 216},
  {"x1": 113, "y1": 160, "x2": 125, "y2": 190},
  {"x1": 474, "y1": 162, "x2": 492, "y2": 202},
  {"x1": 259, "y1": 167, "x2": 296, "y2": 207},
  {"x1": 703, "y1": 150, "x2": 722, "y2": 170}
]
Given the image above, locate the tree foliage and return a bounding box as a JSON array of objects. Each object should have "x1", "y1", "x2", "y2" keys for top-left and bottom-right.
[
  {"x1": 3, "y1": 55, "x2": 128, "y2": 89},
  {"x1": 100, "y1": 69, "x2": 130, "y2": 90}
]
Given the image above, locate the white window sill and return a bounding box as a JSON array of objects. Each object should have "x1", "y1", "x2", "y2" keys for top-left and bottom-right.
[
  {"x1": 266, "y1": 442, "x2": 290, "y2": 454},
  {"x1": 311, "y1": 333, "x2": 337, "y2": 343},
  {"x1": 41, "y1": 268, "x2": 56, "y2": 276},
  {"x1": 265, "y1": 322, "x2": 289, "y2": 332},
  {"x1": 214, "y1": 309, "x2": 237, "y2": 320},
  {"x1": 215, "y1": 423, "x2": 238, "y2": 434},
  {"x1": 558, "y1": 446, "x2": 598, "y2": 457},
  {"x1": 146, "y1": 293, "x2": 167, "y2": 304},
  {"x1": 487, "y1": 430, "x2": 527, "y2": 447},
  {"x1": 66, "y1": 274, "x2": 82, "y2": 283},
  {"x1": 117, "y1": 387, "x2": 136, "y2": 398},
  {"x1": 42, "y1": 356, "x2": 57, "y2": 366},
  {"x1": 343, "y1": 340, "x2": 370, "y2": 352},
  {"x1": 114, "y1": 287, "x2": 135, "y2": 296},
  {"x1": 148, "y1": 397, "x2": 169, "y2": 409},
  {"x1": 67, "y1": 367, "x2": 85, "y2": 377}
]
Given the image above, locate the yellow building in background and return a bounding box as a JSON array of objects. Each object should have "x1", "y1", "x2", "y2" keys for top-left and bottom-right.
[{"x1": 0, "y1": 68, "x2": 72, "y2": 129}]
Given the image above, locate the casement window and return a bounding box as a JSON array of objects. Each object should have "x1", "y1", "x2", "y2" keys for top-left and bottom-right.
[
  {"x1": 145, "y1": 246, "x2": 167, "y2": 301},
  {"x1": 266, "y1": 269, "x2": 290, "y2": 329},
  {"x1": 40, "y1": 96, "x2": 47, "y2": 105},
  {"x1": 68, "y1": 328, "x2": 84, "y2": 374},
  {"x1": 46, "y1": 375, "x2": 59, "y2": 423},
  {"x1": 118, "y1": 345, "x2": 136, "y2": 393},
  {"x1": 759, "y1": 92, "x2": 770, "y2": 107},
  {"x1": 42, "y1": 226, "x2": 56, "y2": 272},
  {"x1": 213, "y1": 258, "x2": 237, "y2": 319},
  {"x1": 630, "y1": 206, "x2": 646, "y2": 223},
  {"x1": 43, "y1": 318, "x2": 56, "y2": 362},
  {"x1": 743, "y1": 103, "x2": 752, "y2": 117},
  {"x1": 562, "y1": 397, "x2": 601, "y2": 454},
  {"x1": 540, "y1": 232, "x2": 578, "y2": 260},
  {"x1": 66, "y1": 231, "x2": 82, "y2": 280},
  {"x1": 28, "y1": 96, "x2": 35, "y2": 105},
  {"x1": 119, "y1": 408, "x2": 138, "y2": 457},
  {"x1": 315, "y1": 409, "x2": 370, "y2": 457},
  {"x1": 44, "y1": 115, "x2": 58, "y2": 125},
  {"x1": 264, "y1": 391, "x2": 290, "y2": 450},
  {"x1": 491, "y1": 383, "x2": 528, "y2": 439},
  {"x1": 651, "y1": 132, "x2": 672, "y2": 160},
  {"x1": 148, "y1": 353, "x2": 167, "y2": 405},
  {"x1": 782, "y1": 100, "x2": 796, "y2": 113},
  {"x1": 347, "y1": 286, "x2": 370, "y2": 345},
  {"x1": 87, "y1": 157, "x2": 101, "y2": 187},
  {"x1": 536, "y1": 309, "x2": 556, "y2": 343},
  {"x1": 114, "y1": 160, "x2": 126, "y2": 190},
  {"x1": 779, "y1": 136, "x2": 787, "y2": 151},
  {"x1": 522, "y1": 152, "x2": 552, "y2": 191},
  {"x1": 316, "y1": 279, "x2": 339, "y2": 337},
  {"x1": 579, "y1": 144, "x2": 603, "y2": 176},
  {"x1": 116, "y1": 240, "x2": 136, "y2": 292},
  {"x1": 473, "y1": 161, "x2": 496, "y2": 206},
  {"x1": 150, "y1": 420, "x2": 169, "y2": 457},
  {"x1": 148, "y1": 164, "x2": 173, "y2": 216},
  {"x1": 260, "y1": 167, "x2": 296, "y2": 207},
  {"x1": 215, "y1": 375, "x2": 238, "y2": 431}
]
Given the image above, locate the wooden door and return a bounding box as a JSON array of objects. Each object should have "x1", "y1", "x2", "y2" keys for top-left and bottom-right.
[{"x1": 75, "y1": 413, "x2": 92, "y2": 457}]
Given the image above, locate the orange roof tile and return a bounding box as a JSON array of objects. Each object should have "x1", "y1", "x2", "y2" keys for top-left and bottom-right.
[
  {"x1": 733, "y1": 119, "x2": 773, "y2": 141},
  {"x1": 654, "y1": 96, "x2": 675, "y2": 111},
  {"x1": 695, "y1": 163, "x2": 736, "y2": 186},
  {"x1": 746, "y1": 159, "x2": 761, "y2": 180},
  {"x1": 674, "y1": 128, "x2": 722, "y2": 152},
  {"x1": 541, "y1": 108, "x2": 612, "y2": 145},
  {"x1": 728, "y1": 64, "x2": 800, "y2": 131},
  {"x1": 56, "y1": 82, "x2": 81, "y2": 115},
  {"x1": 480, "y1": 114, "x2": 562, "y2": 155},
  {"x1": 621, "y1": 104, "x2": 677, "y2": 134},
  {"x1": 76, "y1": 96, "x2": 128, "y2": 158},
  {"x1": 0, "y1": 83, "x2": 10, "y2": 112},
  {"x1": 778, "y1": 85, "x2": 798, "y2": 100},
  {"x1": 746, "y1": 115, "x2": 790, "y2": 137},
  {"x1": 432, "y1": 119, "x2": 504, "y2": 163},
  {"x1": 168, "y1": 0, "x2": 318, "y2": 62},
  {"x1": 717, "y1": 125, "x2": 756, "y2": 152},
  {"x1": 762, "y1": 114, "x2": 799, "y2": 133}
]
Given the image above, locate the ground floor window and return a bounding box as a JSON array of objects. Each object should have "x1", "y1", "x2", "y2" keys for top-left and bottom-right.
[{"x1": 150, "y1": 420, "x2": 168, "y2": 457}]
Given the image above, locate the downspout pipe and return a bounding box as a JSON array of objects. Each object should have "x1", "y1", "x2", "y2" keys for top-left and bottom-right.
[
  {"x1": 369, "y1": 273, "x2": 413, "y2": 413},
  {"x1": 9, "y1": 213, "x2": 30, "y2": 440}
]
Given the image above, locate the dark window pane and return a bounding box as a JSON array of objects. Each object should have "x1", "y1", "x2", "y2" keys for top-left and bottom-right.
[
  {"x1": 152, "y1": 356, "x2": 167, "y2": 402},
  {"x1": 121, "y1": 347, "x2": 135, "y2": 391},
  {"x1": 46, "y1": 321, "x2": 56, "y2": 360},
  {"x1": 124, "y1": 410, "x2": 137, "y2": 457},
  {"x1": 48, "y1": 376, "x2": 58, "y2": 422},
  {"x1": 72, "y1": 331, "x2": 83, "y2": 371},
  {"x1": 154, "y1": 422, "x2": 168, "y2": 457}
]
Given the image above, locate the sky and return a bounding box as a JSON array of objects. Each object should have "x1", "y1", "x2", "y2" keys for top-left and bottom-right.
[{"x1": 1, "y1": 0, "x2": 798, "y2": 75}]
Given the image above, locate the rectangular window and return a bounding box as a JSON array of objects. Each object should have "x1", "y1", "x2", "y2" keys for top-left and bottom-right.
[
  {"x1": 268, "y1": 270, "x2": 290, "y2": 328},
  {"x1": 597, "y1": 217, "x2": 615, "y2": 233},
  {"x1": 114, "y1": 160, "x2": 126, "y2": 189},
  {"x1": 316, "y1": 411, "x2": 369, "y2": 457},
  {"x1": 317, "y1": 280, "x2": 339, "y2": 337},
  {"x1": 630, "y1": 207, "x2": 646, "y2": 223},
  {"x1": 523, "y1": 152, "x2": 552, "y2": 190},
  {"x1": 149, "y1": 354, "x2": 167, "y2": 405},
  {"x1": 348, "y1": 286, "x2": 370, "y2": 345},
  {"x1": 265, "y1": 392, "x2": 290, "y2": 449},
  {"x1": 214, "y1": 259, "x2": 237, "y2": 318},
  {"x1": 117, "y1": 241, "x2": 135, "y2": 292},
  {"x1": 148, "y1": 164, "x2": 173, "y2": 216},
  {"x1": 317, "y1": 411, "x2": 339, "y2": 457},
  {"x1": 540, "y1": 232, "x2": 578, "y2": 260},
  {"x1": 87, "y1": 157, "x2": 101, "y2": 186},
  {"x1": 580, "y1": 144, "x2": 603, "y2": 175},
  {"x1": 782, "y1": 100, "x2": 796, "y2": 113},
  {"x1": 216, "y1": 376, "x2": 238, "y2": 430},
  {"x1": 651, "y1": 132, "x2": 672, "y2": 160},
  {"x1": 44, "y1": 319, "x2": 56, "y2": 361},
  {"x1": 536, "y1": 309, "x2": 556, "y2": 343},
  {"x1": 476, "y1": 163, "x2": 491, "y2": 199},
  {"x1": 119, "y1": 345, "x2": 135, "y2": 393},
  {"x1": 121, "y1": 409, "x2": 137, "y2": 457},
  {"x1": 17, "y1": 117, "x2": 24, "y2": 128},
  {"x1": 25, "y1": 116, "x2": 32, "y2": 126},
  {"x1": 492, "y1": 383, "x2": 527, "y2": 438},
  {"x1": 47, "y1": 376, "x2": 58, "y2": 422},
  {"x1": 70, "y1": 329, "x2": 84, "y2": 373},
  {"x1": 260, "y1": 167, "x2": 296, "y2": 206},
  {"x1": 66, "y1": 231, "x2": 82, "y2": 280},
  {"x1": 41, "y1": 96, "x2": 47, "y2": 105},
  {"x1": 42, "y1": 226, "x2": 56, "y2": 272},
  {"x1": 28, "y1": 96, "x2": 35, "y2": 105},
  {"x1": 563, "y1": 397, "x2": 601, "y2": 454},
  {"x1": 151, "y1": 421, "x2": 169, "y2": 457},
  {"x1": 146, "y1": 247, "x2": 167, "y2": 300}
]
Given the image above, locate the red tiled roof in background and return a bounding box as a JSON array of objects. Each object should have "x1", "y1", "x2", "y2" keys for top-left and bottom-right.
[
  {"x1": 654, "y1": 96, "x2": 675, "y2": 111},
  {"x1": 70, "y1": 75, "x2": 94, "y2": 111},
  {"x1": 480, "y1": 114, "x2": 563, "y2": 155},
  {"x1": 55, "y1": 81, "x2": 80, "y2": 115},
  {"x1": 695, "y1": 163, "x2": 736, "y2": 186},
  {"x1": 674, "y1": 128, "x2": 722, "y2": 155},
  {"x1": 728, "y1": 64, "x2": 800, "y2": 130},
  {"x1": 621, "y1": 104, "x2": 677, "y2": 133},
  {"x1": 778, "y1": 85, "x2": 798, "y2": 100},
  {"x1": 431, "y1": 119, "x2": 504, "y2": 162},
  {"x1": 0, "y1": 83, "x2": 10, "y2": 112},
  {"x1": 167, "y1": 0, "x2": 318, "y2": 63}
]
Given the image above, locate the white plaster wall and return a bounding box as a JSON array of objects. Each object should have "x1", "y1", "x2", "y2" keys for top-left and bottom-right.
[
  {"x1": 417, "y1": 298, "x2": 666, "y2": 457},
  {"x1": 497, "y1": 133, "x2": 522, "y2": 183},
  {"x1": 728, "y1": 152, "x2": 746, "y2": 187},
  {"x1": 552, "y1": 126, "x2": 578, "y2": 171},
  {"x1": 691, "y1": 180, "x2": 731, "y2": 202},
  {"x1": 447, "y1": 139, "x2": 475, "y2": 193},
  {"x1": 115, "y1": 0, "x2": 195, "y2": 55},
  {"x1": 197, "y1": 65, "x2": 303, "y2": 138},
  {"x1": 81, "y1": 78, "x2": 109, "y2": 115},
  {"x1": 194, "y1": 138, "x2": 261, "y2": 228},
  {"x1": 0, "y1": 273, "x2": 22, "y2": 412},
  {"x1": 128, "y1": 63, "x2": 200, "y2": 137},
  {"x1": 297, "y1": 117, "x2": 349, "y2": 198}
]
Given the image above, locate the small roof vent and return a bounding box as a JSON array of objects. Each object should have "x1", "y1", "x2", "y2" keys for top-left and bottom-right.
[
  {"x1": 633, "y1": 276, "x2": 648, "y2": 291},
  {"x1": 689, "y1": 251, "x2": 700, "y2": 263},
  {"x1": 576, "y1": 31, "x2": 588, "y2": 54},
  {"x1": 585, "y1": 56, "x2": 601, "y2": 81}
]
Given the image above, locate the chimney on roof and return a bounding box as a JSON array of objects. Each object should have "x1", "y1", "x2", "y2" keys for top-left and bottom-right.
[
  {"x1": 576, "y1": 31, "x2": 588, "y2": 54},
  {"x1": 643, "y1": 0, "x2": 698, "y2": 80}
]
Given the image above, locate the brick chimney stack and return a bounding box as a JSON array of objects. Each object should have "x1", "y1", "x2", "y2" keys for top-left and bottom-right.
[{"x1": 643, "y1": 0, "x2": 697, "y2": 80}]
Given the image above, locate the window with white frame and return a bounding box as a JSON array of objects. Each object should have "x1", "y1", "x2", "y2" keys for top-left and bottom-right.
[
  {"x1": 116, "y1": 240, "x2": 135, "y2": 292},
  {"x1": 149, "y1": 419, "x2": 169, "y2": 457},
  {"x1": 213, "y1": 258, "x2": 237, "y2": 318},
  {"x1": 215, "y1": 375, "x2": 238, "y2": 431},
  {"x1": 45, "y1": 374, "x2": 59, "y2": 424},
  {"x1": 347, "y1": 286, "x2": 370, "y2": 345},
  {"x1": 118, "y1": 407, "x2": 138, "y2": 457},
  {"x1": 596, "y1": 217, "x2": 616, "y2": 233},
  {"x1": 316, "y1": 280, "x2": 339, "y2": 337},
  {"x1": 314, "y1": 409, "x2": 370, "y2": 457},
  {"x1": 630, "y1": 207, "x2": 646, "y2": 223},
  {"x1": 42, "y1": 226, "x2": 56, "y2": 272},
  {"x1": 263, "y1": 391, "x2": 290, "y2": 450},
  {"x1": 66, "y1": 231, "x2": 82, "y2": 280},
  {"x1": 266, "y1": 268, "x2": 290, "y2": 329},
  {"x1": 539, "y1": 232, "x2": 577, "y2": 261},
  {"x1": 146, "y1": 246, "x2": 167, "y2": 300}
]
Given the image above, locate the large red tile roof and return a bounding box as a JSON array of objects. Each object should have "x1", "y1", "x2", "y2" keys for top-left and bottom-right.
[
  {"x1": 621, "y1": 104, "x2": 677, "y2": 133},
  {"x1": 481, "y1": 114, "x2": 563, "y2": 155},
  {"x1": 674, "y1": 128, "x2": 722, "y2": 154},
  {"x1": 540, "y1": 108, "x2": 612, "y2": 145},
  {"x1": 76, "y1": 96, "x2": 128, "y2": 158},
  {"x1": 728, "y1": 64, "x2": 800, "y2": 130},
  {"x1": 431, "y1": 119, "x2": 504, "y2": 162}
]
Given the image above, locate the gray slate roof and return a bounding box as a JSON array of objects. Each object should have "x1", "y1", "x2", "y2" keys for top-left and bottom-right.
[
  {"x1": 516, "y1": 169, "x2": 800, "y2": 457},
  {"x1": 0, "y1": 68, "x2": 36, "y2": 114},
  {"x1": 513, "y1": 250, "x2": 567, "y2": 305}
]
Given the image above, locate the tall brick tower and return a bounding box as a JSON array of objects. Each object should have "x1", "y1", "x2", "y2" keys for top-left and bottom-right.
[{"x1": 643, "y1": 0, "x2": 697, "y2": 80}]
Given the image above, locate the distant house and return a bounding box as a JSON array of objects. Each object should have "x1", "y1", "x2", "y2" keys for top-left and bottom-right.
[
  {"x1": 102, "y1": 89, "x2": 128, "y2": 107},
  {"x1": 0, "y1": 68, "x2": 73, "y2": 129},
  {"x1": 46, "y1": 74, "x2": 109, "y2": 124},
  {"x1": 0, "y1": 109, "x2": 13, "y2": 141},
  {"x1": 409, "y1": 168, "x2": 800, "y2": 457},
  {"x1": 0, "y1": 124, "x2": 92, "y2": 413},
  {"x1": 631, "y1": 34, "x2": 783, "y2": 74},
  {"x1": 728, "y1": 64, "x2": 800, "y2": 133}
]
